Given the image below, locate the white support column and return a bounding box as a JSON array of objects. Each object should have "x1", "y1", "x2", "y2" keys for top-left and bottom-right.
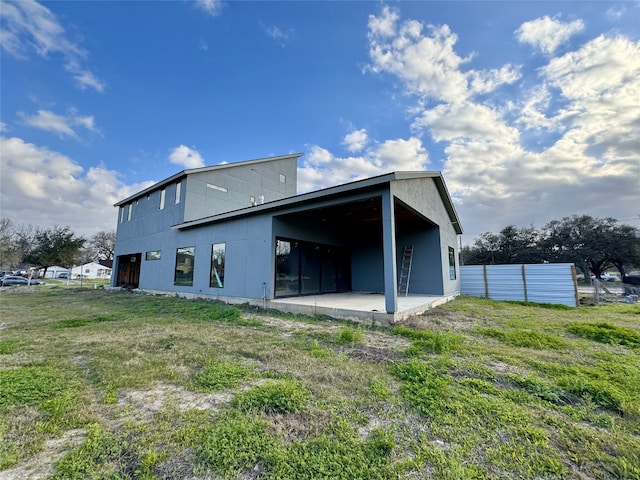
[{"x1": 381, "y1": 190, "x2": 398, "y2": 314}]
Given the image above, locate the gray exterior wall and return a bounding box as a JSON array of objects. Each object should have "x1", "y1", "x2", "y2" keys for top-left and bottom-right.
[
  {"x1": 184, "y1": 158, "x2": 297, "y2": 221},
  {"x1": 113, "y1": 167, "x2": 462, "y2": 308},
  {"x1": 391, "y1": 178, "x2": 460, "y2": 296},
  {"x1": 115, "y1": 180, "x2": 186, "y2": 247}
]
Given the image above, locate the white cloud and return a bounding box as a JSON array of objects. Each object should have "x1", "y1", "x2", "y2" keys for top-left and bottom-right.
[
  {"x1": 19, "y1": 109, "x2": 100, "y2": 138},
  {"x1": 263, "y1": 24, "x2": 295, "y2": 44},
  {"x1": 195, "y1": 0, "x2": 223, "y2": 16},
  {"x1": 299, "y1": 136, "x2": 429, "y2": 193},
  {"x1": 169, "y1": 145, "x2": 206, "y2": 169},
  {"x1": 0, "y1": 0, "x2": 105, "y2": 92},
  {"x1": 0, "y1": 136, "x2": 152, "y2": 236},
  {"x1": 515, "y1": 15, "x2": 584, "y2": 55},
  {"x1": 361, "y1": 7, "x2": 640, "y2": 238},
  {"x1": 342, "y1": 129, "x2": 369, "y2": 153},
  {"x1": 367, "y1": 5, "x2": 399, "y2": 38},
  {"x1": 368, "y1": 18, "x2": 470, "y2": 102}
]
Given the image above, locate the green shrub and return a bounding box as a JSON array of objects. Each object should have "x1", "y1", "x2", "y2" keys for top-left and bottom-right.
[
  {"x1": 336, "y1": 326, "x2": 364, "y2": 344},
  {"x1": 54, "y1": 315, "x2": 118, "y2": 328},
  {"x1": 392, "y1": 360, "x2": 451, "y2": 416},
  {"x1": 393, "y1": 326, "x2": 462, "y2": 354},
  {"x1": 506, "y1": 374, "x2": 565, "y2": 404},
  {"x1": 0, "y1": 340, "x2": 18, "y2": 355},
  {"x1": 478, "y1": 328, "x2": 566, "y2": 349},
  {"x1": 192, "y1": 359, "x2": 253, "y2": 392},
  {"x1": 0, "y1": 365, "x2": 70, "y2": 408},
  {"x1": 53, "y1": 423, "x2": 120, "y2": 479},
  {"x1": 265, "y1": 427, "x2": 396, "y2": 479},
  {"x1": 567, "y1": 322, "x2": 640, "y2": 348},
  {"x1": 197, "y1": 413, "x2": 274, "y2": 475},
  {"x1": 233, "y1": 379, "x2": 309, "y2": 414}
]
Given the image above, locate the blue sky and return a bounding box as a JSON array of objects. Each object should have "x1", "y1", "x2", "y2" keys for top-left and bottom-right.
[{"x1": 1, "y1": 0, "x2": 639, "y2": 243}]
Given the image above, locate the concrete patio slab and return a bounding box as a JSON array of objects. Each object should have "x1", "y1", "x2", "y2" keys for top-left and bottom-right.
[{"x1": 269, "y1": 292, "x2": 458, "y2": 326}]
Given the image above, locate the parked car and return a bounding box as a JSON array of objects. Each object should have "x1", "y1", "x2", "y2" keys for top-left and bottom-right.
[
  {"x1": 602, "y1": 273, "x2": 620, "y2": 282},
  {"x1": 57, "y1": 272, "x2": 69, "y2": 279},
  {"x1": 0, "y1": 276, "x2": 44, "y2": 286}
]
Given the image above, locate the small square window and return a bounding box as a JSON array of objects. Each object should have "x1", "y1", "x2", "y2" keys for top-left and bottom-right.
[{"x1": 145, "y1": 250, "x2": 161, "y2": 261}]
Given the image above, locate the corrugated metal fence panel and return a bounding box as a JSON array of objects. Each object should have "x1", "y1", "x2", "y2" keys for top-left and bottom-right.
[
  {"x1": 460, "y1": 263, "x2": 577, "y2": 307},
  {"x1": 486, "y1": 264, "x2": 525, "y2": 302},
  {"x1": 524, "y1": 263, "x2": 577, "y2": 307},
  {"x1": 460, "y1": 265, "x2": 486, "y2": 297}
]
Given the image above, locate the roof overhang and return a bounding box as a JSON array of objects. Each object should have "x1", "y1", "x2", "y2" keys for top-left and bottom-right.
[{"x1": 172, "y1": 171, "x2": 463, "y2": 234}]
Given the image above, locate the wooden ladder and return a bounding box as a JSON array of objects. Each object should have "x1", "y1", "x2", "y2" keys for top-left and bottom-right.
[{"x1": 397, "y1": 245, "x2": 414, "y2": 297}]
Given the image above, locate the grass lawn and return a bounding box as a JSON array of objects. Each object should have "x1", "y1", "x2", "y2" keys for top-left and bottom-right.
[{"x1": 0, "y1": 287, "x2": 638, "y2": 479}]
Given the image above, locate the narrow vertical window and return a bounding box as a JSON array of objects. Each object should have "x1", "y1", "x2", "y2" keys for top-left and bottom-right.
[
  {"x1": 119, "y1": 206, "x2": 125, "y2": 223},
  {"x1": 279, "y1": 173, "x2": 286, "y2": 183},
  {"x1": 174, "y1": 246, "x2": 195, "y2": 286},
  {"x1": 127, "y1": 203, "x2": 132, "y2": 221},
  {"x1": 448, "y1": 246, "x2": 456, "y2": 280},
  {"x1": 210, "y1": 243, "x2": 226, "y2": 288},
  {"x1": 159, "y1": 188, "x2": 166, "y2": 209},
  {"x1": 175, "y1": 181, "x2": 181, "y2": 204}
]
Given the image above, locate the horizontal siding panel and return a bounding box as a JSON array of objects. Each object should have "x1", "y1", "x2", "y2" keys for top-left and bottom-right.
[
  {"x1": 461, "y1": 263, "x2": 577, "y2": 307},
  {"x1": 460, "y1": 265, "x2": 486, "y2": 297}
]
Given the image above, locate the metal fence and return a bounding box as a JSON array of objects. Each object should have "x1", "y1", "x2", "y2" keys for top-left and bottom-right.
[{"x1": 460, "y1": 263, "x2": 578, "y2": 307}]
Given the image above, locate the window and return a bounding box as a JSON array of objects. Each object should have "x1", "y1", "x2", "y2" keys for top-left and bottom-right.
[
  {"x1": 174, "y1": 246, "x2": 195, "y2": 286},
  {"x1": 275, "y1": 238, "x2": 349, "y2": 297},
  {"x1": 174, "y1": 181, "x2": 181, "y2": 204},
  {"x1": 250, "y1": 196, "x2": 256, "y2": 205},
  {"x1": 210, "y1": 243, "x2": 226, "y2": 288},
  {"x1": 145, "y1": 250, "x2": 161, "y2": 261},
  {"x1": 160, "y1": 188, "x2": 166, "y2": 209},
  {"x1": 127, "y1": 203, "x2": 132, "y2": 221},
  {"x1": 448, "y1": 247, "x2": 456, "y2": 280},
  {"x1": 119, "y1": 206, "x2": 125, "y2": 223},
  {"x1": 207, "y1": 183, "x2": 227, "y2": 193},
  {"x1": 279, "y1": 173, "x2": 286, "y2": 183}
]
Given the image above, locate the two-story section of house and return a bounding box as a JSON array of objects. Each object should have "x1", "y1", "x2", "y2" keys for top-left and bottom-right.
[
  {"x1": 113, "y1": 153, "x2": 300, "y2": 289},
  {"x1": 112, "y1": 153, "x2": 463, "y2": 322}
]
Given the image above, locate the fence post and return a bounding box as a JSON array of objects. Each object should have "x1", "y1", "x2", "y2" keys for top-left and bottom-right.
[
  {"x1": 483, "y1": 264, "x2": 489, "y2": 299},
  {"x1": 521, "y1": 264, "x2": 528, "y2": 302}
]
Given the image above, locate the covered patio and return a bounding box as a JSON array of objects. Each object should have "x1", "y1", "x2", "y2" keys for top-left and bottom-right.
[{"x1": 269, "y1": 291, "x2": 458, "y2": 325}]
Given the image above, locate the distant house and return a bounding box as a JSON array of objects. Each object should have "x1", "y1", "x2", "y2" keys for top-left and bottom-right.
[
  {"x1": 71, "y1": 261, "x2": 112, "y2": 279},
  {"x1": 112, "y1": 153, "x2": 463, "y2": 320}
]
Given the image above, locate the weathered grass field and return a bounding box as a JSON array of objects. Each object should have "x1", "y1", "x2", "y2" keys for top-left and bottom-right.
[{"x1": 1, "y1": 287, "x2": 639, "y2": 479}]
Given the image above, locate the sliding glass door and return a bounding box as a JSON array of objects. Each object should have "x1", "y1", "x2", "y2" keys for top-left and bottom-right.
[{"x1": 275, "y1": 238, "x2": 350, "y2": 298}]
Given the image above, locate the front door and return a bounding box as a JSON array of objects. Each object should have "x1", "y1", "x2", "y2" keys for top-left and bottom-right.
[{"x1": 116, "y1": 253, "x2": 141, "y2": 288}]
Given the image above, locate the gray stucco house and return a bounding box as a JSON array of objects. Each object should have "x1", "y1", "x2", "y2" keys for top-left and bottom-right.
[{"x1": 112, "y1": 153, "x2": 463, "y2": 319}]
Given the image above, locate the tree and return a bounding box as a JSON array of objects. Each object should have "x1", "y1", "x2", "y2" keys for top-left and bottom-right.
[
  {"x1": 89, "y1": 231, "x2": 115, "y2": 261},
  {"x1": 537, "y1": 215, "x2": 639, "y2": 278},
  {"x1": 0, "y1": 218, "x2": 19, "y2": 268},
  {"x1": 24, "y1": 226, "x2": 86, "y2": 277},
  {"x1": 463, "y1": 215, "x2": 640, "y2": 278},
  {"x1": 463, "y1": 225, "x2": 541, "y2": 265}
]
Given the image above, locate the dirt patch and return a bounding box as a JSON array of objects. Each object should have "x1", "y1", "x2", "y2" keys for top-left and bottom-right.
[
  {"x1": 267, "y1": 410, "x2": 332, "y2": 443},
  {"x1": 116, "y1": 383, "x2": 232, "y2": 423},
  {"x1": 1, "y1": 429, "x2": 86, "y2": 480},
  {"x1": 402, "y1": 308, "x2": 480, "y2": 331}
]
